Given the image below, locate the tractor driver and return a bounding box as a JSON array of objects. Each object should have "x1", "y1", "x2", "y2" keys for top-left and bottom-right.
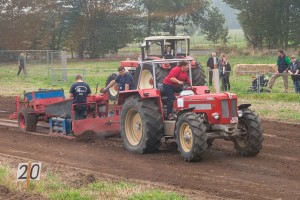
[
  {"x1": 163, "y1": 61, "x2": 190, "y2": 120},
  {"x1": 164, "y1": 46, "x2": 173, "y2": 59},
  {"x1": 69, "y1": 74, "x2": 91, "y2": 120},
  {"x1": 102, "y1": 66, "x2": 134, "y2": 93}
]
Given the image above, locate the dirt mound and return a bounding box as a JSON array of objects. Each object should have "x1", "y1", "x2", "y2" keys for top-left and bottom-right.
[{"x1": 0, "y1": 96, "x2": 16, "y2": 119}]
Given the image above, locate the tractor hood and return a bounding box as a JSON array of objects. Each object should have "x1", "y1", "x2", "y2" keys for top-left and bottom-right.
[{"x1": 176, "y1": 91, "x2": 238, "y2": 125}]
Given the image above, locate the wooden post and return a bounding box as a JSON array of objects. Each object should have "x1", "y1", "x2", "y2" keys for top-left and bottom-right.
[
  {"x1": 26, "y1": 161, "x2": 32, "y2": 189},
  {"x1": 213, "y1": 57, "x2": 220, "y2": 93}
]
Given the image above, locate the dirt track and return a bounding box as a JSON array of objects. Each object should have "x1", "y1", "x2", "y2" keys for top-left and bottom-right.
[{"x1": 0, "y1": 96, "x2": 300, "y2": 199}]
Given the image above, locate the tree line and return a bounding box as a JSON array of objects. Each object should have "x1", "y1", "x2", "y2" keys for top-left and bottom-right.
[
  {"x1": 224, "y1": 0, "x2": 300, "y2": 50},
  {"x1": 0, "y1": 0, "x2": 299, "y2": 58}
]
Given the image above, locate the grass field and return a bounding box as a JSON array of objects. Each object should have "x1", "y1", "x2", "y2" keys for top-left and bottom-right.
[{"x1": 0, "y1": 53, "x2": 300, "y2": 122}]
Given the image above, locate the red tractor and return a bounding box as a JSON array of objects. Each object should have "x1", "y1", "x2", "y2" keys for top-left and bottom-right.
[
  {"x1": 117, "y1": 59, "x2": 264, "y2": 161},
  {"x1": 106, "y1": 36, "x2": 206, "y2": 100}
]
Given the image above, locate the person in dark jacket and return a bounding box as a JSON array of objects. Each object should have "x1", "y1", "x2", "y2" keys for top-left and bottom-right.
[
  {"x1": 288, "y1": 55, "x2": 300, "y2": 93},
  {"x1": 17, "y1": 52, "x2": 26, "y2": 76},
  {"x1": 219, "y1": 56, "x2": 231, "y2": 91},
  {"x1": 206, "y1": 52, "x2": 218, "y2": 86},
  {"x1": 103, "y1": 66, "x2": 134, "y2": 92},
  {"x1": 268, "y1": 50, "x2": 291, "y2": 93},
  {"x1": 69, "y1": 74, "x2": 91, "y2": 120}
]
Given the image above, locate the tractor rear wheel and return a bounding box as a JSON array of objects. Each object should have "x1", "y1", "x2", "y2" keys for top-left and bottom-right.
[
  {"x1": 18, "y1": 107, "x2": 37, "y2": 132},
  {"x1": 234, "y1": 108, "x2": 264, "y2": 156},
  {"x1": 191, "y1": 65, "x2": 206, "y2": 86},
  {"x1": 105, "y1": 73, "x2": 118, "y2": 101},
  {"x1": 133, "y1": 64, "x2": 168, "y2": 89},
  {"x1": 175, "y1": 112, "x2": 208, "y2": 162},
  {"x1": 121, "y1": 95, "x2": 163, "y2": 153}
]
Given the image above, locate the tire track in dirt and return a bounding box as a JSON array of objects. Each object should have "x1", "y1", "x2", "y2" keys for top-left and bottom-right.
[{"x1": 0, "y1": 120, "x2": 299, "y2": 200}]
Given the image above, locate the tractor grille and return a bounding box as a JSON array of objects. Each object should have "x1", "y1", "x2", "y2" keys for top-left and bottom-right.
[
  {"x1": 221, "y1": 100, "x2": 229, "y2": 118},
  {"x1": 231, "y1": 99, "x2": 237, "y2": 117}
]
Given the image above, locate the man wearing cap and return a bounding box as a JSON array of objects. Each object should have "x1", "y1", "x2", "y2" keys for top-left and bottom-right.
[
  {"x1": 288, "y1": 55, "x2": 300, "y2": 93},
  {"x1": 267, "y1": 50, "x2": 291, "y2": 93}
]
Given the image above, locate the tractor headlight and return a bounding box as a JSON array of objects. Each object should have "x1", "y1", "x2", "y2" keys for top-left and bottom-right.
[
  {"x1": 238, "y1": 110, "x2": 243, "y2": 117},
  {"x1": 212, "y1": 112, "x2": 220, "y2": 120}
]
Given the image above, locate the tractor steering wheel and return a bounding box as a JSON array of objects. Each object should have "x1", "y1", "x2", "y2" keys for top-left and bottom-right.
[{"x1": 182, "y1": 82, "x2": 192, "y2": 90}]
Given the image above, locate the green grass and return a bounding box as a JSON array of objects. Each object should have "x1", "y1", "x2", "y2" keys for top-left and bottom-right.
[
  {"x1": 49, "y1": 190, "x2": 94, "y2": 200},
  {"x1": 0, "y1": 61, "x2": 120, "y2": 96},
  {"x1": 117, "y1": 29, "x2": 246, "y2": 52},
  {"x1": 0, "y1": 166, "x2": 8, "y2": 184},
  {"x1": 0, "y1": 165, "x2": 186, "y2": 200},
  {"x1": 190, "y1": 29, "x2": 246, "y2": 49},
  {"x1": 1, "y1": 54, "x2": 300, "y2": 122},
  {"x1": 128, "y1": 189, "x2": 186, "y2": 200}
]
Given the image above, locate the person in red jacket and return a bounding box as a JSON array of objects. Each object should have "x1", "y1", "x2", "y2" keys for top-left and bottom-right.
[{"x1": 163, "y1": 61, "x2": 190, "y2": 120}]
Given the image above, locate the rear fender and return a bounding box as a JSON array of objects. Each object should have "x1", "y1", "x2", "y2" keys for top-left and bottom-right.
[
  {"x1": 238, "y1": 104, "x2": 251, "y2": 110},
  {"x1": 176, "y1": 108, "x2": 195, "y2": 122}
]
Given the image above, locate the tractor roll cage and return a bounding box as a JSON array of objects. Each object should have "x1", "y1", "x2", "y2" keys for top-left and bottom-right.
[{"x1": 137, "y1": 59, "x2": 194, "y2": 89}]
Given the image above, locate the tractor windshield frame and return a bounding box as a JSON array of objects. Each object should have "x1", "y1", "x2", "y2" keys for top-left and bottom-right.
[
  {"x1": 143, "y1": 37, "x2": 190, "y2": 60},
  {"x1": 137, "y1": 59, "x2": 194, "y2": 90}
]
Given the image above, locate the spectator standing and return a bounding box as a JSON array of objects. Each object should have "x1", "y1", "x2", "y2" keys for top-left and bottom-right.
[
  {"x1": 219, "y1": 56, "x2": 231, "y2": 91},
  {"x1": 103, "y1": 66, "x2": 134, "y2": 92},
  {"x1": 69, "y1": 74, "x2": 91, "y2": 120},
  {"x1": 17, "y1": 52, "x2": 25, "y2": 76},
  {"x1": 206, "y1": 52, "x2": 218, "y2": 86},
  {"x1": 267, "y1": 50, "x2": 291, "y2": 93},
  {"x1": 287, "y1": 55, "x2": 300, "y2": 93},
  {"x1": 163, "y1": 61, "x2": 190, "y2": 120}
]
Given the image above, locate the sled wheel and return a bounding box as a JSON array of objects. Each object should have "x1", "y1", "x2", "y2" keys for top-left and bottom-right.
[{"x1": 18, "y1": 107, "x2": 37, "y2": 132}]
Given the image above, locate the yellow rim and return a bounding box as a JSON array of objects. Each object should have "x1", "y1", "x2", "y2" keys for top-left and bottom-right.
[
  {"x1": 139, "y1": 70, "x2": 153, "y2": 89},
  {"x1": 125, "y1": 108, "x2": 143, "y2": 146},
  {"x1": 179, "y1": 122, "x2": 193, "y2": 153}
]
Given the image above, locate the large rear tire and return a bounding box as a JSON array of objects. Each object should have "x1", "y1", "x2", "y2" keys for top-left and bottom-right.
[
  {"x1": 120, "y1": 95, "x2": 163, "y2": 153},
  {"x1": 133, "y1": 64, "x2": 168, "y2": 89},
  {"x1": 18, "y1": 107, "x2": 37, "y2": 132},
  {"x1": 191, "y1": 65, "x2": 206, "y2": 86},
  {"x1": 106, "y1": 73, "x2": 118, "y2": 101},
  {"x1": 234, "y1": 108, "x2": 264, "y2": 156},
  {"x1": 175, "y1": 112, "x2": 208, "y2": 162}
]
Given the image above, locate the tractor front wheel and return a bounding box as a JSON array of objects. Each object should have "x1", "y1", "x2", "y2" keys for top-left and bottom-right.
[
  {"x1": 175, "y1": 112, "x2": 208, "y2": 162},
  {"x1": 234, "y1": 108, "x2": 264, "y2": 156},
  {"x1": 120, "y1": 95, "x2": 163, "y2": 153},
  {"x1": 18, "y1": 107, "x2": 37, "y2": 132}
]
